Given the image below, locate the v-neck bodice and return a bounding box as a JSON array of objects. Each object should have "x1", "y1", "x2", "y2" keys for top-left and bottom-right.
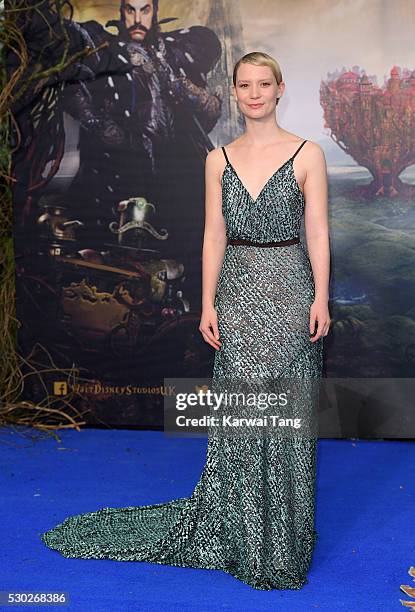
[{"x1": 221, "y1": 141, "x2": 307, "y2": 243}]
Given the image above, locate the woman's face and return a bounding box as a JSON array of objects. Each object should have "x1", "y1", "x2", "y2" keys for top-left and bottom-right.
[{"x1": 232, "y1": 63, "x2": 284, "y2": 118}]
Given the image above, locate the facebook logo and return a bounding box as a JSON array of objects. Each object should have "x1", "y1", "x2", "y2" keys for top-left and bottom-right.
[{"x1": 53, "y1": 382, "x2": 68, "y2": 395}]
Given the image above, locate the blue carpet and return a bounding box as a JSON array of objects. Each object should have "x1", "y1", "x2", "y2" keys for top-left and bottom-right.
[{"x1": 0, "y1": 427, "x2": 413, "y2": 611}]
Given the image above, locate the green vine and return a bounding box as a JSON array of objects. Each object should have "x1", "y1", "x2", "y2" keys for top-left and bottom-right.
[{"x1": 0, "y1": 0, "x2": 107, "y2": 435}]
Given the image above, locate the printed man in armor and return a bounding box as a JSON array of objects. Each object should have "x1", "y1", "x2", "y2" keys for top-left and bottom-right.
[
  {"x1": 18, "y1": 0, "x2": 222, "y2": 306},
  {"x1": 66, "y1": 1, "x2": 222, "y2": 277}
]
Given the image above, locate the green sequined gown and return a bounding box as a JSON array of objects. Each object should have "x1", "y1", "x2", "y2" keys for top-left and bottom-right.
[{"x1": 41, "y1": 139, "x2": 323, "y2": 591}]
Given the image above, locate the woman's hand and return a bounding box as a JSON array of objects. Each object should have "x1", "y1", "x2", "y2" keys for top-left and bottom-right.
[
  {"x1": 199, "y1": 305, "x2": 222, "y2": 350},
  {"x1": 309, "y1": 298, "x2": 331, "y2": 342}
]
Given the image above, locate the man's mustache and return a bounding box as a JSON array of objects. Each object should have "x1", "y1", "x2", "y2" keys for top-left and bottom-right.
[{"x1": 127, "y1": 24, "x2": 149, "y2": 34}]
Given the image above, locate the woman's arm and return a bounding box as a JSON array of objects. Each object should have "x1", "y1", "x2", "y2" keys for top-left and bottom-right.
[
  {"x1": 199, "y1": 149, "x2": 227, "y2": 350},
  {"x1": 303, "y1": 143, "x2": 331, "y2": 341}
]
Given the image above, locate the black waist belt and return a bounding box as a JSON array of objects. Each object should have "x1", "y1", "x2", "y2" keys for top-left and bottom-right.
[{"x1": 227, "y1": 236, "x2": 300, "y2": 247}]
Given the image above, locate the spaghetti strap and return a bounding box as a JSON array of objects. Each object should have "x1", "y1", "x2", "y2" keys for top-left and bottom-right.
[
  {"x1": 222, "y1": 146, "x2": 230, "y2": 164},
  {"x1": 291, "y1": 139, "x2": 307, "y2": 160}
]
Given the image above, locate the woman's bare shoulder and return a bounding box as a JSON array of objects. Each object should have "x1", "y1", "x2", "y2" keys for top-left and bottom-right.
[
  {"x1": 205, "y1": 147, "x2": 228, "y2": 184},
  {"x1": 303, "y1": 138, "x2": 322, "y2": 150},
  {"x1": 303, "y1": 139, "x2": 327, "y2": 164},
  {"x1": 206, "y1": 146, "x2": 225, "y2": 161},
  {"x1": 205, "y1": 146, "x2": 230, "y2": 169},
  {"x1": 206, "y1": 136, "x2": 243, "y2": 158}
]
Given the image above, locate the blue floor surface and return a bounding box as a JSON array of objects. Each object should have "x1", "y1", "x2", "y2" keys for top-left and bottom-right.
[{"x1": 0, "y1": 427, "x2": 413, "y2": 611}]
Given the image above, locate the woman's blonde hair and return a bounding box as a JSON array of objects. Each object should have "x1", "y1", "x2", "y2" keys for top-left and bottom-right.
[{"x1": 232, "y1": 51, "x2": 283, "y2": 92}]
